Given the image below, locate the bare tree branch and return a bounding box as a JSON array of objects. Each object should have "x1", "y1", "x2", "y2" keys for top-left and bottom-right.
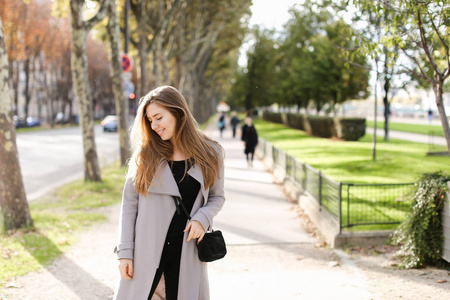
[
  {"x1": 428, "y1": 9, "x2": 450, "y2": 79},
  {"x1": 417, "y1": 7, "x2": 440, "y2": 77},
  {"x1": 398, "y1": 45, "x2": 433, "y2": 83},
  {"x1": 147, "y1": 0, "x2": 184, "y2": 52}
]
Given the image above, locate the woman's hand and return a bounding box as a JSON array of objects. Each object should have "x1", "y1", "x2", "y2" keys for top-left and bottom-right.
[
  {"x1": 118, "y1": 259, "x2": 134, "y2": 280},
  {"x1": 184, "y1": 220, "x2": 205, "y2": 243}
]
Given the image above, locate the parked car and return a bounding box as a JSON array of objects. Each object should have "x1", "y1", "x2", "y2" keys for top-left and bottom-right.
[
  {"x1": 13, "y1": 116, "x2": 27, "y2": 128},
  {"x1": 101, "y1": 115, "x2": 118, "y2": 132},
  {"x1": 54, "y1": 112, "x2": 71, "y2": 124},
  {"x1": 26, "y1": 117, "x2": 41, "y2": 127}
]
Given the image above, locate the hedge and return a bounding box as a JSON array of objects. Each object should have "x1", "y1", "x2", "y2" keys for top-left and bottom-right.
[{"x1": 261, "y1": 111, "x2": 366, "y2": 141}]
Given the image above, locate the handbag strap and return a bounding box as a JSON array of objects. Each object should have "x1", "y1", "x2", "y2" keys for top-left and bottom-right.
[{"x1": 172, "y1": 196, "x2": 192, "y2": 220}]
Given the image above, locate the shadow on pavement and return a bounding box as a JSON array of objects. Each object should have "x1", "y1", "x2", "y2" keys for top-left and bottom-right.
[{"x1": 19, "y1": 231, "x2": 113, "y2": 299}]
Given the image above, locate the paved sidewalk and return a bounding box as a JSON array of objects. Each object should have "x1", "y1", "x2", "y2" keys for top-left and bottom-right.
[{"x1": 206, "y1": 125, "x2": 373, "y2": 300}]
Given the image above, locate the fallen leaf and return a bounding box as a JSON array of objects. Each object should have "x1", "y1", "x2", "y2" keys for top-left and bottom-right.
[
  {"x1": 314, "y1": 241, "x2": 327, "y2": 248},
  {"x1": 6, "y1": 282, "x2": 20, "y2": 288},
  {"x1": 390, "y1": 263, "x2": 398, "y2": 267},
  {"x1": 328, "y1": 261, "x2": 339, "y2": 267},
  {"x1": 437, "y1": 280, "x2": 448, "y2": 283},
  {"x1": 58, "y1": 237, "x2": 68, "y2": 245}
]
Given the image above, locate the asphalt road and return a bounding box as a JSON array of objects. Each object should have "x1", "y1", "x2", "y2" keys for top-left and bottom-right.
[{"x1": 16, "y1": 125, "x2": 119, "y2": 201}]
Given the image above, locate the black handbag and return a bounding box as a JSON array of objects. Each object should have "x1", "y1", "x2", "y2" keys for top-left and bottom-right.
[{"x1": 172, "y1": 196, "x2": 227, "y2": 262}]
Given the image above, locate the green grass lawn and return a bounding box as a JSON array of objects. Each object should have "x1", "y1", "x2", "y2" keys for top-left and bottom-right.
[
  {"x1": 255, "y1": 119, "x2": 450, "y2": 184},
  {"x1": 366, "y1": 120, "x2": 445, "y2": 137},
  {"x1": 254, "y1": 118, "x2": 450, "y2": 232},
  {"x1": 0, "y1": 162, "x2": 127, "y2": 286}
]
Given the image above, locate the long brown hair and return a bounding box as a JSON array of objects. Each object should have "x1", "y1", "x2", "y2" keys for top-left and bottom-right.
[{"x1": 128, "y1": 86, "x2": 223, "y2": 195}]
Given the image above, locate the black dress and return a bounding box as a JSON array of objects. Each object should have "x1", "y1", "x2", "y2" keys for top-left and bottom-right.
[
  {"x1": 148, "y1": 159, "x2": 200, "y2": 300},
  {"x1": 241, "y1": 124, "x2": 258, "y2": 154}
]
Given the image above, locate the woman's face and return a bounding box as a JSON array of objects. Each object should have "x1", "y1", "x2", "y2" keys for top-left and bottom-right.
[{"x1": 146, "y1": 102, "x2": 177, "y2": 141}]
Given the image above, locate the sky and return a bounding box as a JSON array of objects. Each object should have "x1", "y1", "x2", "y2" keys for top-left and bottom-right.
[
  {"x1": 248, "y1": 0, "x2": 299, "y2": 30},
  {"x1": 238, "y1": 0, "x2": 300, "y2": 66}
]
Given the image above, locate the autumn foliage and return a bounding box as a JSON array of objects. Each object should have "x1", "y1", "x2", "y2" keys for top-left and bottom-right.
[{"x1": 0, "y1": 0, "x2": 113, "y2": 124}]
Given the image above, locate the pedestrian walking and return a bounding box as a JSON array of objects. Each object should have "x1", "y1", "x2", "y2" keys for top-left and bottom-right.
[
  {"x1": 113, "y1": 86, "x2": 225, "y2": 300},
  {"x1": 241, "y1": 115, "x2": 258, "y2": 168},
  {"x1": 217, "y1": 112, "x2": 226, "y2": 138},
  {"x1": 428, "y1": 109, "x2": 433, "y2": 124},
  {"x1": 230, "y1": 112, "x2": 240, "y2": 138}
]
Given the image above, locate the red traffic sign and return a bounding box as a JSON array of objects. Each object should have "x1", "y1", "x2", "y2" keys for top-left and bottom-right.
[{"x1": 122, "y1": 54, "x2": 133, "y2": 72}]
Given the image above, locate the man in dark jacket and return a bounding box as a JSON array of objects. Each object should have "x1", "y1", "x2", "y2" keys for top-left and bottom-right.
[{"x1": 230, "y1": 112, "x2": 240, "y2": 138}]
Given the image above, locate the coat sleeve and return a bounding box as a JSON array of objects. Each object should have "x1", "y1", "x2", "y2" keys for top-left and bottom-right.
[
  {"x1": 241, "y1": 125, "x2": 247, "y2": 142},
  {"x1": 114, "y1": 177, "x2": 139, "y2": 259},
  {"x1": 191, "y1": 149, "x2": 225, "y2": 231}
]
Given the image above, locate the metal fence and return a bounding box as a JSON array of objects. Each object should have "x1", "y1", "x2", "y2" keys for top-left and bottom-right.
[
  {"x1": 257, "y1": 138, "x2": 415, "y2": 232},
  {"x1": 341, "y1": 183, "x2": 415, "y2": 229}
]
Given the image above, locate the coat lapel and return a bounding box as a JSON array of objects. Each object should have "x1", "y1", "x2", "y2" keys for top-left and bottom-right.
[
  {"x1": 147, "y1": 160, "x2": 208, "y2": 201},
  {"x1": 188, "y1": 163, "x2": 208, "y2": 201},
  {"x1": 147, "y1": 162, "x2": 180, "y2": 197}
]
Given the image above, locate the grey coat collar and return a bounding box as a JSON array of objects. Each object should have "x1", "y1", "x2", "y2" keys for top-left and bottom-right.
[{"x1": 147, "y1": 160, "x2": 207, "y2": 200}]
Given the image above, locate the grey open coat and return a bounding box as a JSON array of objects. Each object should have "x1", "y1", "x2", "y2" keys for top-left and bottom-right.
[{"x1": 113, "y1": 158, "x2": 225, "y2": 300}]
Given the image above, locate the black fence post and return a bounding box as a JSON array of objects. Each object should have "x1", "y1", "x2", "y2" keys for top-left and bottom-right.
[
  {"x1": 347, "y1": 184, "x2": 352, "y2": 228},
  {"x1": 319, "y1": 170, "x2": 322, "y2": 207},
  {"x1": 338, "y1": 182, "x2": 342, "y2": 234},
  {"x1": 303, "y1": 163, "x2": 307, "y2": 190},
  {"x1": 272, "y1": 145, "x2": 276, "y2": 170}
]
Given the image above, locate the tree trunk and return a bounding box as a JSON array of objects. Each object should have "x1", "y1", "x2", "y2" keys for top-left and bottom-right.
[
  {"x1": 70, "y1": 0, "x2": 102, "y2": 181},
  {"x1": 162, "y1": 34, "x2": 172, "y2": 84},
  {"x1": 134, "y1": 0, "x2": 148, "y2": 99},
  {"x1": 12, "y1": 61, "x2": 19, "y2": 116},
  {"x1": 0, "y1": 16, "x2": 33, "y2": 231},
  {"x1": 433, "y1": 79, "x2": 450, "y2": 153},
  {"x1": 138, "y1": 22, "x2": 148, "y2": 96},
  {"x1": 195, "y1": 45, "x2": 214, "y2": 122},
  {"x1": 383, "y1": 73, "x2": 390, "y2": 141},
  {"x1": 383, "y1": 96, "x2": 390, "y2": 141},
  {"x1": 24, "y1": 57, "x2": 31, "y2": 121},
  {"x1": 107, "y1": 0, "x2": 130, "y2": 167}
]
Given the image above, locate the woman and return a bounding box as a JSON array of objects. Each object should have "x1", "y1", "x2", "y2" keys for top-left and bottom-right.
[
  {"x1": 113, "y1": 86, "x2": 225, "y2": 300},
  {"x1": 217, "y1": 112, "x2": 226, "y2": 138},
  {"x1": 241, "y1": 116, "x2": 258, "y2": 167}
]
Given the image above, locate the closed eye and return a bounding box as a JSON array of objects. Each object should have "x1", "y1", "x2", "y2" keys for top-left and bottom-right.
[{"x1": 147, "y1": 117, "x2": 162, "y2": 123}]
